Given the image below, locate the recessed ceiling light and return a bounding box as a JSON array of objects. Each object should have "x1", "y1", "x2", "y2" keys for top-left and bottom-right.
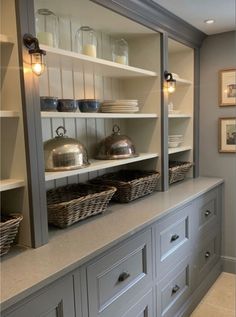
[{"x1": 204, "y1": 19, "x2": 215, "y2": 24}]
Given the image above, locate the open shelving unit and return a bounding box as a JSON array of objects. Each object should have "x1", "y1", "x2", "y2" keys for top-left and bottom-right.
[
  {"x1": 0, "y1": 179, "x2": 24, "y2": 192},
  {"x1": 42, "y1": 45, "x2": 158, "y2": 78},
  {"x1": 168, "y1": 146, "x2": 192, "y2": 155},
  {"x1": 0, "y1": 110, "x2": 19, "y2": 117},
  {"x1": 45, "y1": 153, "x2": 159, "y2": 181},
  {"x1": 41, "y1": 112, "x2": 158, "y2": 119}
]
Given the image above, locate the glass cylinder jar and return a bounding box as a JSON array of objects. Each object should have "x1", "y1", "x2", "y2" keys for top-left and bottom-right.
[
  {"x1": 35, "y1": 8, "x2": 59, "y2": 47},
  {"x1": 74, "y1": 26, "x2": 97, "y2": 57},
  {"x1": 112, "y1": 39, "x2": 129, "y2": 65}
]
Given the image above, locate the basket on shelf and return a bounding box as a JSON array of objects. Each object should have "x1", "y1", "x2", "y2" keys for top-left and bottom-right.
[
  {"x1": 169, "y1": 161, "x2": 193, "y2": 184},
  {"x1": 47, "y1": 183, "x2": 116, "y2": 228},
  {"x1": 90, "y1": 170, "x2": 160, "y2": 203},
  {"x1": 0, "y1": 213, "x2": 23, "y2": 256}
]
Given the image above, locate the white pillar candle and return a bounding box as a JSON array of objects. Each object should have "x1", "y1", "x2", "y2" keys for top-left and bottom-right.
[
  {"x1": 37, "y1": 32, "x2": 53, "y2": 46},
  {"x1": 114, "y1": 55, "x2": 127, "y2": 65},
  {"x1": 82, "y1": 44, "x2": 97, "y2": 57}
]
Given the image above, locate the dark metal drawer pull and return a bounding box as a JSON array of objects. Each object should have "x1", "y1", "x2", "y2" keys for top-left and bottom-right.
[
  {"x1": 205, "y1": 251, "x2": 211, "y2": 258},
  {"x1": 171, "y1": 285, "x2": 180, "y2": 295},
  {"x1": 204, "y1": 210, "x2": 211, "y2": 217},
  {"x1": 171, "y1": 234, "x2": 180, "y2": 242},
  {"x1": 118, "y1": 272, "x2": 130, "y2": 283}
]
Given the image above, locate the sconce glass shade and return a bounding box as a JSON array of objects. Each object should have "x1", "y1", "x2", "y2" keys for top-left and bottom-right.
[
  {"x1": 23, "y1": 33, "x2": 46, "y2": 76},
  {"x1": 31, "y1": 52, "x2": 46, "y2": 76},
  {"x1": 164, "y1": 71, "x2": 176, "y2": 94}
]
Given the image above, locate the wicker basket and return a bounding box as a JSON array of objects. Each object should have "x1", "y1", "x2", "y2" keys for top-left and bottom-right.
[
  {"x1": 47, "y1": 183, "x2": 116, "y2": 228},
  {"x1": 0, "y1": 214, "x2": 23, "y2": 256},
  {"x1": 169, "y1": 161, "x2": 193, "y2": 184},
  {"x1": 90, "y1": 170, "x2": 160, "y2": 203}
]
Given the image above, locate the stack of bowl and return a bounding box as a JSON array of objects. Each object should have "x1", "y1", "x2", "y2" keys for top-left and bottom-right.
[{"x1": 168, "y1": 135, "x2": 183, "y2": 148}]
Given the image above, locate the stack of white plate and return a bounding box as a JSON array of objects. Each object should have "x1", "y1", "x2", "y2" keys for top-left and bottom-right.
[
  {"x1": 101, "y1": 100, "x2": 139, "y2": 113},
  {"x1": 168, "y1": 134, "x2": 183, "y2": 148}
]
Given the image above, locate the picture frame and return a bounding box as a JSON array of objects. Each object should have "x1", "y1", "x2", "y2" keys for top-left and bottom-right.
[
  {"x1": 219, "y1": 69, "x2": 236, "y2": 106},
  {"x1": 219, "y1": 117, "x2": 236, "y2": 153}
]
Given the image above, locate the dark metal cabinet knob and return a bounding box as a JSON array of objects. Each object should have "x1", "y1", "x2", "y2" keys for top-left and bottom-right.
[
  {"x1": 171, "y1": 284, "x2": 180, "y2": 295},
  {"x1": 171, "y1": 234, "x2": 180, "y2": 242},
  {"x1": 204, "y1": 210, "x2": 211, "y2": 217},
  {"x1": 118, "y1": 272, "x2": 130, "y2": 283},
  {"x1": 205, "y1": 251, "x2": 211, "y2": 258}
]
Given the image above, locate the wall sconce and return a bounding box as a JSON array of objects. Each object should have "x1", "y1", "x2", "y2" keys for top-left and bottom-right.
[
  {"x1": 164, "y1": 71, "x2": 176, "y2": 93},
  {"x1": 23, "y1": 33, "x2": 46, "y2": 76}
]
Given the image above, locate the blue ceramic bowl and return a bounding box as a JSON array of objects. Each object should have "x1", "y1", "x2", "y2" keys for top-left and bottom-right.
[
  {"x1": 57, "y1": 99, "x2": 78, "y2": 112},
  {"x1": 77, "y1": 99, "x2": 100, "y2": 113},
  {"x1": 40, "y1": 97, "x2": 58, "y2": 112}
]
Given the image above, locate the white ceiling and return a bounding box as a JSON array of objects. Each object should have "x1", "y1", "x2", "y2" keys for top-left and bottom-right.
[{"x1": 152, "y1": 0, "x2": 236, "y2": 35}]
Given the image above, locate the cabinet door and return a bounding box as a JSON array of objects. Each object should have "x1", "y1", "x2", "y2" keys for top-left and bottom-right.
[
  {"x1": 2, "y1": 275, "x2": 75, "y2": 317},
  {"x1": 121, "y1": 289, "x2": 154, "y2": 317}
]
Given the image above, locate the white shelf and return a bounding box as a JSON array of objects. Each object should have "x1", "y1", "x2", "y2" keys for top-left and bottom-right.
[
  {"x1": 175, "y1": 77, "x2": 192, "y2": 85},
  {"x1": 168, "y1": 146, "x2": 192, "y2": 155},
  {"x1": 0, "y1": 34, "x2": 14, "y2": 44},
  {"x1": 168, "y1": 113, "x2": 192, "y2": 118},
  {"x1": 0, "y1": 110, "x2": 19, "y2": 118},
  {"x1": 0, "y1": 179, "x2": 24, "y2": 192},
  {"x1": 41, "y1": 45, "x2": 158, "y2": 78},
  {"x1": 45, "y1": 153, "x2": 159, "y2": 181},
  {"x1": 41, "y1": 111, "x2": 158, "y2": 119}
]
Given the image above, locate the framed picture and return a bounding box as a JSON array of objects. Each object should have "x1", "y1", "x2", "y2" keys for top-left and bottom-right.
[
  {"x1": 219, "y1": 69, "x2": 236, "y2": 106},
  {"x1": 219, "y1": 117, "x2": 236, "y2": 153}
]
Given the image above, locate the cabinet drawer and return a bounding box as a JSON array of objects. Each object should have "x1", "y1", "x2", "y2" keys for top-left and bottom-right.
[
  {"x1": 196, "y1": 233, "x2": 220, "y2": 284},
  {"x1": 87, "y1": 230, "x2": 152, "y2": 316},
  {"x1": 156, "y1": 256, "x2": 193, "y2": 317},
  {"x1": 121, "y1": 289, "x2": 154, "y2": 317},
  {"x1": 196, "y1": 188, "x2": 219, "y2": 234},
  {"x1": 155, "y1": 203, "x2": 193, "y2": 279}
]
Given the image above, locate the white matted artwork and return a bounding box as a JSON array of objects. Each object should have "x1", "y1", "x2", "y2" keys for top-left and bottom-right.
[
  {"x1": 219, "y1": 69, "x2": 236, "y2": 106},
  {"x1": 219, "y1": 117, "x2": 236, "y2": 153}
]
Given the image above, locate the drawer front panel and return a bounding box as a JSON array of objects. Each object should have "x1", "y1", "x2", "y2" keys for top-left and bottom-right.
[
  {"x1": 197, "y1": 233, "x2": 220, "y2": 283},
  {"x1": 121, "y1": 289, "x2": 154, "y2": 317},
  {"x1": 160, "y1": 217, "x2": 188, "y2": 260},
  {"x1": 196, "y1": 188, "x2": 219, "y2": 235},
  {"x1": 87, "y1": 230, "x2": 152, "y2": 316},
  {"x1": 156, "y1": 256, "x2": 193, "y2": 317},
  {"x1": 155, "y1": 203, "x2": 193, "y2": 279}
]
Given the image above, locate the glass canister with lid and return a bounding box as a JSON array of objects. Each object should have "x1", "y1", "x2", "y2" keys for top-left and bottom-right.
[
  {"x1": 35, "y1": 8, "x2": 59, "y2": 47},
  {"x1": 112, "y1": 38, "x2": 129, "y2": 65},
  {"x1": 74, "y1": 26, "x2": 97, "y2": 57}
]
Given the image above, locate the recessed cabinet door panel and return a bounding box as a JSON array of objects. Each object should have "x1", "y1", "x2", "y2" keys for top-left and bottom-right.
[
  {"x1": 2, "y1": 276, "x2": 75, "y2": 317},
  {"x1": 155, "y1": 203, "x2": 193, "y2": 280},
  {"x1": 87, "y1": 230, "x2": 152, "y2": 317}
]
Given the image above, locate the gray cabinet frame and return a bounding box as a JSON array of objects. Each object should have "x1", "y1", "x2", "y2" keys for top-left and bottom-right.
[{"x1": 14, "y1": 0, "x2": 206, "y2": 246}]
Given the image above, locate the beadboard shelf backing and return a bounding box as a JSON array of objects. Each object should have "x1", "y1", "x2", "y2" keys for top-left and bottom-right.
[
  {"x1": 45, "y1": 153, "x2": 159, "y2": 181},
  {"x1": 0, "y1": 179, "x2": 24, "y2": 192},
  {"x1": 41, "y1": 45, "x2": 158, "y2": 78}
]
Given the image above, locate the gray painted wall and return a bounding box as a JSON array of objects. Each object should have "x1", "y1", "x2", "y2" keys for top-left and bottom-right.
[{"x1": 200, "y1": 31, "x2": 236, "y2": 272}]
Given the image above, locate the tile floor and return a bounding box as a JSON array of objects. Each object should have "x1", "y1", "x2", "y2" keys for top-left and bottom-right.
[{"x1": 190, "y1": 272, "x2": 236, "y2": 317}]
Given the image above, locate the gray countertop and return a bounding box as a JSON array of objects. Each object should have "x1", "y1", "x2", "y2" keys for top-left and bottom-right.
[{"x1": 0, "y1": 177, "x2": 223, "y2": 311}]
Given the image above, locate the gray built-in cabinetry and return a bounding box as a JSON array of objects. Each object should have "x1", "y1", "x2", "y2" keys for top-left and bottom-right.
[
  {"x1": 5, "y1": 0, "x2": 206, "y2": 248},
  {"x1": 2, "y1": 182, "x2": 223, "y2": 317}
]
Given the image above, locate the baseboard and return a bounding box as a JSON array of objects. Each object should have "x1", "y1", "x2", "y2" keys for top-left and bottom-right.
[
  {"x1": 177, "y1": 260, "x2": 222, "y2": 317},
  {"x1": 222, "y1": 256, "x2": 236, "y2": 274}
]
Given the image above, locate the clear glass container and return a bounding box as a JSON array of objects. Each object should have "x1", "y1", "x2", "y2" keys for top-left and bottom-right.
[
  {"x1": 74, "y1": 26, "x2": 97, "y2": 57},
  {"x1": 112, "y1": 39, "x2": 129, "y2": 65},
  {"x1": 35, "y1": 8, "x2": 59, "y2": 47}
]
